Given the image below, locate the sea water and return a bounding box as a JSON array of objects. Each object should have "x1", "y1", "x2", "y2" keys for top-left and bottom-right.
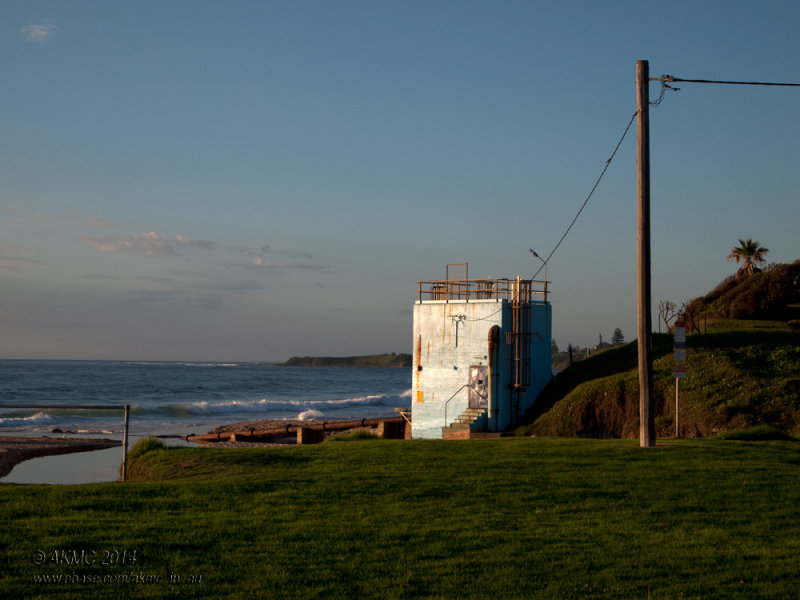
[
  {"x1": 0, "y1": 360, "x2": 411, "y2": 483},
  {"x1": 0, "y1": 360, "x2": 411, "y2": 437}
]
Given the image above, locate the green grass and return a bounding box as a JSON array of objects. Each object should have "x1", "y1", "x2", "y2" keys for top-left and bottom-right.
[
  {"x1": 326, "y1": 429, "x2": 381, "y2": 442},
  {"x1": 128, "y1": 436, "x2": 167, "y2": 460},
  {"x1": 713, "y1": 425, "x2": 796, "y2": 441},
  {"x1": 701, "y1": 318, "x2": 792, "y2": 334},
  {"x1": 3, "y1": 438, "x2": 800, "y2": 599},
  {"x1": 530, "y1": 267, "x2": 800, "y2": 439}
]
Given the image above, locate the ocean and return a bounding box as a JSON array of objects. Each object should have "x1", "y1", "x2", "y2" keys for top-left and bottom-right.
[{"x1": 0, "y1": 360, "x2": 412, "y2": 438}]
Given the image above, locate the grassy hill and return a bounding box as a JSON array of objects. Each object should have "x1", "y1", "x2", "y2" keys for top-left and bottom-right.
[
  {"x1": 687, "y1": 260, "x2": 800, "y2": 325},
  {"x1": 281, "y1": 353, "x2": 412, "y2": 368},
  {"x1": 517, "y1": 327, "x2": 799, "y2": 438},
  {"x1": 551, "y1": 346, "x2": 590, "y2": 371},
  {"x1": 518, "y1": 262, "x2": 800, "y2": 439}
]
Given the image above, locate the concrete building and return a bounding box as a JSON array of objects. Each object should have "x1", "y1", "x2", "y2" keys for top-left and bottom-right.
[{"x1": 411, "y1": 266, "x2": 552, "y2": 439}]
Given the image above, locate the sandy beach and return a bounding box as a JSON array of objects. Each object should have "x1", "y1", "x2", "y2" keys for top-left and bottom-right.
[{"x1": 0, "y1": 436, "x2": 121, "y2": 479}]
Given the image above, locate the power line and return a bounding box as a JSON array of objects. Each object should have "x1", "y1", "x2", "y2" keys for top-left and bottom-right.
[
  {"x1": 531, "y1": 110, "x2": 638, "y2": 281},
  {"x1": 654, "y1": 76, "x2": 800, "y2": 87},
  {"x1": 650, "y1": 79, "x2": 679, "y2": 106},
  {"x1": 530, "y1": 72, "x2": 800, "y2": 281}
]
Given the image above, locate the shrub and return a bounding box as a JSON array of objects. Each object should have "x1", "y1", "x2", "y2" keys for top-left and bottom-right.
[
  {"x1": 327, "y1": 429, "x2": 380, "y2": 442},
  {"x1": 704, "y1": 275, "x2": 738, "y2": 303},
  {"x1": 714, "y1": 261, "x2": 800, "y2": 320},
  {"x1": 128, "y1": 436, "x2": 166, "y2": 459}
]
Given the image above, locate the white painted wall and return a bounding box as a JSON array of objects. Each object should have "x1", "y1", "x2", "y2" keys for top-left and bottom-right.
[{"x1": 411, "y1": 298, "x2": 552, "y2": 439}]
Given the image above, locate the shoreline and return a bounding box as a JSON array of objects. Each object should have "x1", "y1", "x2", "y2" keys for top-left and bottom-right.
[
  {"x1": 0, "y1": 436, "x2": 121, "y2": 479},
  {"x1": 0, "y1": 415, "x2": 407, "y2": 477}
]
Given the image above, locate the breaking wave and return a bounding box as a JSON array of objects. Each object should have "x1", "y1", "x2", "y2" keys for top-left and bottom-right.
[
  {"x1": 0, "y1": 411, "x2": 57, "y2": 427},
  {"x1": 141, "y1": 389, "x2": 412, "y2": 419},
  {"x1": 297, "y1": 409, "x2": 325, "y2": 421}
]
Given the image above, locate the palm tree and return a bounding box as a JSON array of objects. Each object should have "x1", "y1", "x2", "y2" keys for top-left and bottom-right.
[{"x1": 727, "y1": 238, "x2": 768, "y2": 278}]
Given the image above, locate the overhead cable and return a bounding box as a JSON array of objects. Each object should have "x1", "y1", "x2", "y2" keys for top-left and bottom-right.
[
  {"x1": 654, "y1": 76, "x2": 800, "y2": 87},
  {"x1": 531, "y1": 110, "x2": 638, "y2": 281}
]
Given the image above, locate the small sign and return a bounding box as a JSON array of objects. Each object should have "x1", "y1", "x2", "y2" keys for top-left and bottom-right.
[{"x1": 674, "y1": 321, "x2": 687, "y2": 379}]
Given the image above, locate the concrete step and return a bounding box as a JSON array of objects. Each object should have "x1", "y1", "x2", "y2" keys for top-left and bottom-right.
[
  {"x1": 443, "y1": 423, "x2": 470, "y2": 431},
  {"x1": 443, "y1": 406, "x2": 490, "y2": 438},
  {"x1": 442, "y1": 430, "x2": 504, "y2": 440}
]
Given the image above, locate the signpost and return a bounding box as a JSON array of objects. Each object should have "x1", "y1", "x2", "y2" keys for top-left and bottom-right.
[{"x1": 673, "y1": 321, "x2": 687, "y2": 437}]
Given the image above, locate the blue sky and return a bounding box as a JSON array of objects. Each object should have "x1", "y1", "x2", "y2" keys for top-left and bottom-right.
[{"x1": 1, "y1": 1, "x2": 798, "y2": 361}]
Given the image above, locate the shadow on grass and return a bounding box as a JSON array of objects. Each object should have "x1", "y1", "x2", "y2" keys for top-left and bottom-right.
[{"x1": 127, "y1": 445, "x2": 313, "y2": 482}]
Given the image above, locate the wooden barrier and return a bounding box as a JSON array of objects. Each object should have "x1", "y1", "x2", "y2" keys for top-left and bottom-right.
[{"x1": 297, "y1": 427, "x2": 325, "y2": 445}]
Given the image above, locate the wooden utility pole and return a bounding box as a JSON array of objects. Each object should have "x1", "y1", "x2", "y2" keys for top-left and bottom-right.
[
  {"x1": 675, "y1": 377, "x2": 681, "y2": 438},
  {"x1": 636, "y1": 60, "x2": 655, "y2": 447}
]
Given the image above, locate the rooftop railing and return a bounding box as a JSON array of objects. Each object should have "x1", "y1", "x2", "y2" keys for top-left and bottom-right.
[{"x1": 416, "y1": 277, "x2": 548, "y2": 303}]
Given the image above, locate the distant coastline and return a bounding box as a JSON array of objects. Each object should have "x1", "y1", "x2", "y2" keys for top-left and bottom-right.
[{"x1": 280, "y1": 353, "x2": 411, "y2": 368}]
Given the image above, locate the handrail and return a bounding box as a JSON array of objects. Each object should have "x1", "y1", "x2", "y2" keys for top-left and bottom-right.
[
  {"x1": 417, "y1": 277, "x2": 548, "y2": 303},
  {"x1": 442, "y1": 384, "x2": 486, "y2": 427},
  {"x1": 1, "y1": 404, "x2": 131, "y2": 482}
]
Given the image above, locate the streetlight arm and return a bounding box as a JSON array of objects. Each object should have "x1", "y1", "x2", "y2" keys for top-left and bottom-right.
[{"x1": 528, "y1": 248, "x2": 548, "y2": 302}]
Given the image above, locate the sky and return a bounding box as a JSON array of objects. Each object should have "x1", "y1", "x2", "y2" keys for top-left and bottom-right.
[{"x1": 1, "y1": 1, "x2": 798, "y2": 362}]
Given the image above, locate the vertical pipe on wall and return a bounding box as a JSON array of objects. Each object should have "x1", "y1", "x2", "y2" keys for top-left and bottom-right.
[{"x1": 487, "y1": 326, "x2": 499, "y2": 431}]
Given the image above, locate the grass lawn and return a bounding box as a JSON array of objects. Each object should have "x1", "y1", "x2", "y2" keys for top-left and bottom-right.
[{"x1": 2, "y1": 437, "x2": 800, "y2": 599}]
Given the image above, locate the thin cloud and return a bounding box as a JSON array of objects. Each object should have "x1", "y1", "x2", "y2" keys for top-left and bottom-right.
[
  {"x1": 0, "y1": 253, "x2": 44, "y2": 272},
  {"x1": 35, "y1": 211, "x2": 115, "y2": 228},
  {"x1": 80, "y1": 232, "x2": 219, "y2": 257},
  {"x1": 33, "y1": 211, "x2": 67, "y2": 223},
  {"x1": 176, "y1": 235, "x2": 218, "y2": 251},
  {"x1": 80, "y1": 232, "x2": 178, "y2": 257},
  {"x1": 124, "y1": 287, "x2": 225, "y2": 312},
  {"x1": 245, "y1": 255, "x2": 327, "y2": 272},
  {"x1": 230, "y1": 244, "x2": 324, "y2": 272},
  {"x1": 21, "y1": 22, "x2": 56, "y2": 44},
  {"x1": 82, "y1": 216, "x2": 114, "y2": 228}
]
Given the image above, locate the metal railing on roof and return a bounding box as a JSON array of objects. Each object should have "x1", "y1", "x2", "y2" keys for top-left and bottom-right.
[{"x1": 416, "y1": 277, "x2": 548, "y2": 303}]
